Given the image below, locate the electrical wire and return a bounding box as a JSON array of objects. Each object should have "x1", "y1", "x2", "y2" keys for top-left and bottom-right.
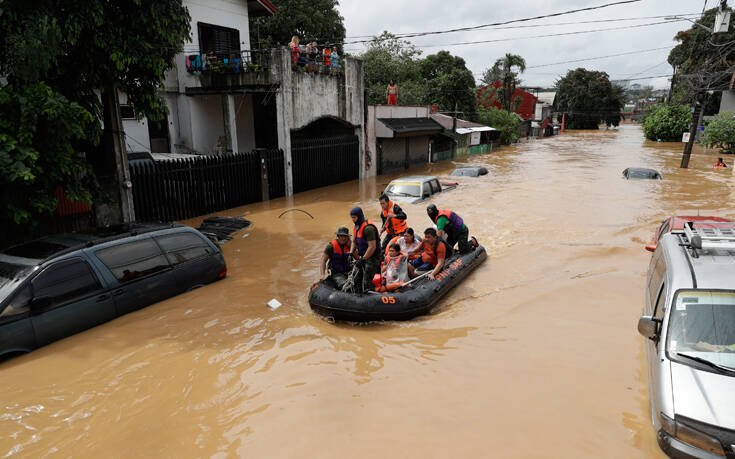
[
  {"x1": 343, "y1": 0, "x2": 643, "y2": 45},
  {"x1": 526, "y1": 47, "x2": 674, "y2": 69}
]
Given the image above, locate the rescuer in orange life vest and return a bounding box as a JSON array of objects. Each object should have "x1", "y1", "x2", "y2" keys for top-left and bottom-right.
[
  {"x1": 320, "y1": 226, "x2": 352, "y2": 290},
  {"x1": 378, "y1": 193, "x2": 408, "y2": 252},
  {"x1": 426, "y1": 204, "x2": 476, "y2": 254},
  {"x1": 350, "y1": 207, "x2": 382, "y2": 292}
]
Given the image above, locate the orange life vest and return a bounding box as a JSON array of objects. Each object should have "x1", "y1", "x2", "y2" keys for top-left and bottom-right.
[
  {"x1": 381, "y1": 200, "x2": 408, "y2": 235},
  {"x1": 421, "y1": 239, "x2": 447, "y2": 266},
  {"x1": 354, "y1": 220, "x2": 379, "y2": 258}
]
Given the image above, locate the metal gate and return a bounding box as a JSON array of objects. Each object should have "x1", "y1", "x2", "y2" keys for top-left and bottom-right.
[{"x1": 291, "y1": 135, "x2": 359, "y2": 193}]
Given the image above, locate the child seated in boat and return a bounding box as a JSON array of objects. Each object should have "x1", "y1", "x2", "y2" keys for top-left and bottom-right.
[
  {"x1": 408, "y1": 228, "x2": 450, "y2": 280},
  {"x1": 377, "y1": 243, "x2": 409, "y2": 292}
]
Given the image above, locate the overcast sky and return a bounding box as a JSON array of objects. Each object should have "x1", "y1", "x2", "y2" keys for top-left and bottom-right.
[{"x1": 339, "y1": 0, "x2": 716, "y2": 89}]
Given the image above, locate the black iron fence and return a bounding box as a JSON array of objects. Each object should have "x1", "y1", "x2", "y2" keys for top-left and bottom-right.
[
  {"x1": 130, "y1": 149, "x2": 284, "y2": 222},
  {"x1": 292, "y1": 135, "x2": 359, "y2": 193}
]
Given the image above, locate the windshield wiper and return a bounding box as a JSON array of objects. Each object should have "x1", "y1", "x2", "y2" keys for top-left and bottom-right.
[{"x1": 676, "y1": 352, "x2": 735, "y2": 375}]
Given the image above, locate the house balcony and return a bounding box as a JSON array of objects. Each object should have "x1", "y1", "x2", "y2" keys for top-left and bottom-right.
[{"x1": 184, "y1": 49, "x2": 278, "y2": 95}]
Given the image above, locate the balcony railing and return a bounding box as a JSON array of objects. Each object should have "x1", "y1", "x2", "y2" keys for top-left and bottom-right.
[{"x1": 185, "y1": 49, "x2": 274, "y2": 88}]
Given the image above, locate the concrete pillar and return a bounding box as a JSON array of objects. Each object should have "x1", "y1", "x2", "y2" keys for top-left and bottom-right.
[
  {"x1": 274, "y1": 48, "x2": 294, "y2": 196},
  {"x1": 222, "y1": 94, "x2": 238, "y2": 153}
]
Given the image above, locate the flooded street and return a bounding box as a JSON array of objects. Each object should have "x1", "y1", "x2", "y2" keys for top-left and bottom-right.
[{"x1": 3, "y1": 124, "x2": 734, "y2": 457}]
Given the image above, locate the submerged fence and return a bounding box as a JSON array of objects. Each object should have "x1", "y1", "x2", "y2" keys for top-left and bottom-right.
[{"x1": 129, "y1": 149, "x2": 285, "y2": 222}]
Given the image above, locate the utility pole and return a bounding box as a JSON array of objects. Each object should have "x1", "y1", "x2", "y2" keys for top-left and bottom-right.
[
  {"x1": 676, "y1": 0, "x2": 731, "y2": 168},
  {"x1": 680, "y1": 93, "x2": 704, "y2": 168}
]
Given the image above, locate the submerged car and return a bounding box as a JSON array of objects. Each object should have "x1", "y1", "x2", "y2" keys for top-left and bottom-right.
[
  {"x1": 383, "y1": 175, "x2": 458, "y2": 204},
  {"x1": 450, "y1": 166, "x2": 489, "y2": 177},
  {"x1": 645, "y1": 215, "x2": 733, "y2": 252},
  {"x1": 623, "y1": 167, "x2": 662, "y2": 180},
  {"x1": 638, "y1": 221, "x2": 735, "y2": 458},
  {"x1": 0, "y1": 223, "x2": 226, "y2": 358}
]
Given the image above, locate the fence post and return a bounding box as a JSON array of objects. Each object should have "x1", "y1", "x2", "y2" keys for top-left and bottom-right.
[{"x1": 260, "y1": 155, "x2": 270, "y2": 202}]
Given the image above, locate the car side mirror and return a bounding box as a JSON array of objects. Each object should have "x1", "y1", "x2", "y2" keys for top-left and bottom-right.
[
  {"x1": 423, "y1": 192, "x2": 430, "y2": 198},
  {"x1": 30, "y1": 296, "x2": 52, "y2": 311},
  {"x1": 644, "y1": 244, "x2": 656, "y2": 253},
  {"x1": 637, "y1": 316, "x2": 660, "y2": 340}
]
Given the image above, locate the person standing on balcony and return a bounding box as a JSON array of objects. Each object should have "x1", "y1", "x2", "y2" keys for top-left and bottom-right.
[
  {"x1": 323, "y1": 46, "x2": 332, "y2": 69},
  {"x1": 386, "y1": 79, "x2": 398, "y2": 105},
  {"x1": 289, "y1": 36, "x2": 300, "y2": 69},
  {"x1": 330, "y1": 47, "x2": 339, "y2": 71}
]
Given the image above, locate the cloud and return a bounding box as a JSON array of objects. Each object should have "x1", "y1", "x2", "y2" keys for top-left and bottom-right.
[{"x1": 340, "y1": 0, "x2": 700, "y2": 88}]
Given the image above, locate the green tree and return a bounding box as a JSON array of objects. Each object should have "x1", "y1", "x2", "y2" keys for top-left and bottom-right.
[
  {"x1": 476, "y1": 107, "x2": 522, "y2": 145},
  {"x1": 255, "y1": 0, "x2": 346, "y2": 50},
  {"x1": 420, "y1": 51, "x2": 476, "y2": 117},
  {"x1": 668, "y1": 7, "x2": 735, "y2": 104},
  {"x1": 554, "y1": 68, "x2": 624, "y2": 129},
  {"x1": 0, "y1": 1, "x2": 190, "y2": 233},
  {"x1": 483, "y1": 53, "x2": 526, "y2": 112},
  {"x1": 361, "y1": 32, "x2": 423, "y2": 105},
  {"x1": 703, "y1": 111, "x2": 735, "y2": 153},
  {"x1": 642, "y1": 104, "x2": 691, "y2": 141}
]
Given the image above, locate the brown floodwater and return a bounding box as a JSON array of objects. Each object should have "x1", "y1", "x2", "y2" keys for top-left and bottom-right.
[{"x1": 2, "y1": 125, "x2": 733, "y2": 457}]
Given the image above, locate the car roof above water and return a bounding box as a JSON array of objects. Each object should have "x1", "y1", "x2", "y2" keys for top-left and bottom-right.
[
  {"x1": 389, "y1": 175, "x2": 437, "y2": 183},
  {"x1": 660, "y1": 232, "x2": 735, "y2": 290},
  {"x1": 1, "y1": 223, "x2": 183, "y2": 264}
]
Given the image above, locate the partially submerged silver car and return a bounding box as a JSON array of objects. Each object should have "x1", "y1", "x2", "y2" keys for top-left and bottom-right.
[{"x1": 638, "y1": 221, "x2": 735, "y2": 458}]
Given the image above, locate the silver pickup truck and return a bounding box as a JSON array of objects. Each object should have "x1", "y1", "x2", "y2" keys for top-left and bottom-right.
[{"x1": 383, "y1": 175, "x2": 458, "y2": 204}]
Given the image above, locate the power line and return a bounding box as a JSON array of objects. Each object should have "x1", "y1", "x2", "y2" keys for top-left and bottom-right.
[
  {"x1": 344, "y1": 13, "x2": 701, "y2": 39},
  {"x1": 413, "y1": 20, "x2": 685, "y2": 49},
  {"x1": 526, "y1": 46, "x2": 674, "y2": 69},
  {"x1": 343, "y1": 0, "x2": 643, "y2": 45}
]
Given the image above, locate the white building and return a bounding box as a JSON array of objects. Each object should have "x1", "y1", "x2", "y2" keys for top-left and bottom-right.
[{"x1": 122, "y1": 0, "x2": 367, "y2": 197}]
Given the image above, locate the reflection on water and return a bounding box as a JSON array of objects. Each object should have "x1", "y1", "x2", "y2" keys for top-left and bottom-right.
[{"x1": 6, "y1": 125, "x2": 731, "y2": 457}]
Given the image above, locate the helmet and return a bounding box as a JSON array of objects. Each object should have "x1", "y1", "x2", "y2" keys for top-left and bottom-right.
[
  {"x1": 336, "y1": 227, "x2": 350, "y2": 236},
  {"x1": 426, "y1": 204, "x2": 438, "y2": 219}
]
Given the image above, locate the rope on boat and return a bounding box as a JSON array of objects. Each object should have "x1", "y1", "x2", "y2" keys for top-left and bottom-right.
[{"x1": 341, "y1": 265, "x2": 361, "y2": 293}]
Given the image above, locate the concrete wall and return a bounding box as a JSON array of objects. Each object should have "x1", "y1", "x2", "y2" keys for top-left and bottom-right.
[
  {"x1": 190, "y1": 95, "x2": 226, "y2": 154},
  {"x1": 720, "y1": 90, "x2": 735, "y2": 113},
  {"x1": 118, "y1": 92, "x2": 151, "y2": 153},
  {"x1": 273, "y1": 48, "x2": 366, "y2": 194}
]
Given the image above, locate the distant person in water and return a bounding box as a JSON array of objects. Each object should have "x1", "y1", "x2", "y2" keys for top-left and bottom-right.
[{"x1": 714, "y1": 157, "x2": 728, "y2": 169}]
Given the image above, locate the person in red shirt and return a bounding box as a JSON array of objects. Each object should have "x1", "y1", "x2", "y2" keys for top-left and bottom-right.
[{"x1": 386, "y1": 79, "x2": 398, "y2": 105}]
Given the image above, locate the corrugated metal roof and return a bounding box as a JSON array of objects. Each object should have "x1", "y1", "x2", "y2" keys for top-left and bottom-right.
[{"x1": 377, "y1": 117, "x2": 444, "y2": 134}]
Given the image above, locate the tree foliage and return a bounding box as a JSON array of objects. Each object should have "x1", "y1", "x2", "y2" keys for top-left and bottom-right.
[
  {"x1": 361, "y1": 33, "x2": 476, "y2": 116},
  {"x1": 554, "y1": 68, "x2": 624, "y2": 129},
  {"x1": 0, "y1": 1, "x2": 190, "y2": 230},
  {"x1": 703, "y1": 111, "x2": 735, "y2": 153},
  {"x1": 668, "y1": 7, "x2": 735, "y2": 103},
  {"x1": 476, "y1": 107, "x2": 522, "y2": 145},
  {"x1": 642, "y1": 104, "x2": 691, "y2": 141},
  {"x1": 420, "y1": 51, "x2": 476, "y2": 117},
  {"x1": 482, "y1": 53, "x2": 526, "y2": 112},
  {"x1": 255, "y1": 0, "x2": 346, "y2": 50}
]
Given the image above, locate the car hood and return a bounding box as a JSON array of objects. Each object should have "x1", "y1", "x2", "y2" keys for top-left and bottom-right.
[{"x1": 671, "y1": 361, "x2": 735, "y2": 428}]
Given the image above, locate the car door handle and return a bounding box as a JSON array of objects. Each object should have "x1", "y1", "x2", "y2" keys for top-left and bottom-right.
[
  {"x1": 112, "y1": 289, "x2": 125, "y2": 296},
  {"x1": 96, "y1": 294, "x2": 110, "y2": 302}
]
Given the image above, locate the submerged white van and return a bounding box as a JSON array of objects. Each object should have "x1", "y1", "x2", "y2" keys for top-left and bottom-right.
[{"x1": 638, "y1": 221, "x2": 735, "y2": 458}]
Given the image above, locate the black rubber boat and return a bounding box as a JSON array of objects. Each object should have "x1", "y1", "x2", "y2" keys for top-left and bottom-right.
[{"x1": 309, "y1": 245, "x2": 487, "y2": 322}]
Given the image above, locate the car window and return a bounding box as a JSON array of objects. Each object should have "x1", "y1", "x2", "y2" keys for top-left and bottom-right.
[
  {"x1": 32, "y1": 258, "x2": 101, "y2": 306},
  {"x1": 430, "y1": 180, "x2": 441, "y2": 193},
  {"x1": 0, "y1": 284, "x2": 32, "y2": 318},
  {"x1": 95, "y1": 238, "x2": 170, "y2": 283},
  {"x1": 385, "y1": 183, "x2": 420, "y2": 198},
  {"x1": 422, "y1": 183, "x2": 431, "y2": 197},
  {"x1": 155, "y1": 232, "x2": 213, "y2": 266}
]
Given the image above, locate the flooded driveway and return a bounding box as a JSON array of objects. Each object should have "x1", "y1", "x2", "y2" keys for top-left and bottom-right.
[{"x1": 2, "y1": 125, "x2": 732, "y2": 457}]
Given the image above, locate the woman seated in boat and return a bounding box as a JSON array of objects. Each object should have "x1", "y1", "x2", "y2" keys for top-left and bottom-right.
[
  {"x1": 408, "y1": 228, "x2": 451, "y2": 280},
  {"x1": 383, "y1": 227, "x2": 422, "y2": 259},
  {"x1": 377, "y1": 243, "x2": 409, "y2": 292}
]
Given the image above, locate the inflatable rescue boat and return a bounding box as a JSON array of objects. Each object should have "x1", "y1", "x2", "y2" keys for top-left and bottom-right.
[{"x1": 309, "y1": 245, "x2": 487, "y2": 322}]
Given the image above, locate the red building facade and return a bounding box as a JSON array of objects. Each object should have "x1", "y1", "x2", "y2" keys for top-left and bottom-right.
[{"x1": 477, "y1": 82, "x2": 538, "y2": 120}]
